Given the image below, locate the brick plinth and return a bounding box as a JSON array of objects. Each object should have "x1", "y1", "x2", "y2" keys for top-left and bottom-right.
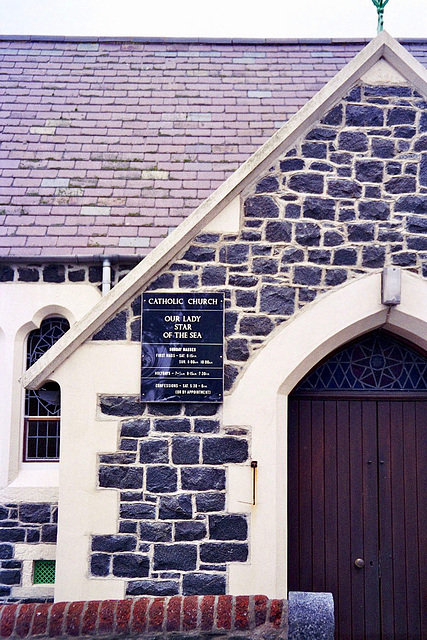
[{"x1": 0, "y1": 596, "x2": 288, "y2": 638}]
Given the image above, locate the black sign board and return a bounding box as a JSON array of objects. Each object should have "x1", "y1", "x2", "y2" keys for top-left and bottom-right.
[{"x1": 141, "y1": 292, "x2": 224, "y2": 402}]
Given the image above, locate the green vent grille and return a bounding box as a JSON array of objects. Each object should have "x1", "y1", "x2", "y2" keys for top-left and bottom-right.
[{"x1": 33, "y1": 560, "x2": 56, "y2": 584}]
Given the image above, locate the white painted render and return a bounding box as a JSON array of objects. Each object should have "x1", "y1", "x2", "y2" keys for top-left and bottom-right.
[{"x1": 0, "y1": 283, "x2": 101, "y2": 498}]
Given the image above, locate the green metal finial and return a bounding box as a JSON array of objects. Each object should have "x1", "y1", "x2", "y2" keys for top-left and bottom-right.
[{"x1": 371, "y1": 0, "x2": 390, "y2": 34}]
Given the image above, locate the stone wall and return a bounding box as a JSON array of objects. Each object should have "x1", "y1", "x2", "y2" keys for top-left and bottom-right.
[
  {"x1": 0, "y1": 504, "x2": 57, "y2": 602},
  {"x1": 89, "y1": 82, "x2": 427, "y2": 597},
  {"x1": 0, "y1": 263, "x2": 136, "y2": 287}
]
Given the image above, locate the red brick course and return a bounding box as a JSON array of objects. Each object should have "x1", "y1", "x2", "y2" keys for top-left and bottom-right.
[{"x1": 0, "y1": 596, "x2": 288, "y2": 638}]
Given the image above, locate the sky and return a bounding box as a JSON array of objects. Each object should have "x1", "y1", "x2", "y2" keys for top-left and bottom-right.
[{"x1": 0, "y1": 0, "x2": 426, "y2": 39}]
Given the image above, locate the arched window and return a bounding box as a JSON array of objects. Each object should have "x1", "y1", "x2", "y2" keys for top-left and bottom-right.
[{"x1": 24, "y1": 317, "x2": 70, "y2": 461}]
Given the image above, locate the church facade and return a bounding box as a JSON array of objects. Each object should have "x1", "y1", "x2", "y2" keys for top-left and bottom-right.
[{"x1": 0, "y1": 31, "x2": 426, "y2": 640}]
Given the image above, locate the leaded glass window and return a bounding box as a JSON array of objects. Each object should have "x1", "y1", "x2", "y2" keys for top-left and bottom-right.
[
  {"x1": 24, "y1": 317, "x2": 70, "y2": 461},
  {"x1": 295, "y1": 331, "x2": 427, "y2": 393}
]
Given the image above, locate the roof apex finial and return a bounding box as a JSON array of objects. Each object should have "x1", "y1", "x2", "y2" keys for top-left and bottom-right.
[{"x1": 371, "y1": 0, "x2": 390, "y2": 34}]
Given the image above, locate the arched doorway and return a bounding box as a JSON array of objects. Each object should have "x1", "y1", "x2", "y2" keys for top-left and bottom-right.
[{"x1": 288, "y1": 330, "x2": 426, "y2": 640}]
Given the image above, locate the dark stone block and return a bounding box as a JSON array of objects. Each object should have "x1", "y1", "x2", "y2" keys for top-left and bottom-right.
[
  {"x1": 378, "y1": 229, "x2": 403, "y2": 242},
  {"x1": 0, "y1": 266, "x2": 14, "y2": 282},
  {"x1": 396, "y1": 196, "x2": 427, "y2": 214},
  {"x1": 0, "y1": 586, "x2": 11, "y2": 597},
  {"x1": 279, "y1": 158, "x2": 304, "y2": 172},
  {"x1": 285, "y1": 203, "x2": 301, "y2": 218},
  {"x1": 99, "y1": 452, "x2": 136, "y2": 465},
  {"x1": 337, "y1": 166, "x2": 351, "y2": 177},
  {"x1": 172, "y1": 437, "x2": 199, "y2": 465},
  {"x1": 321, "y1": 103, "x2": 343, "y2": 126},
  {"x1": 420, "y1": 154, "x2": 427, "y2": 188},
  {"x1": 355, "y1": 160, "x2": 383, "y2": 183},
  {"x1": 195, "y1": 233, "x2": 219, "y2": 243},
  {"x1": 0, "y1": 570, "x2": 21, "y2": 585},
  {"x1": 92, "y1": 534, "x2": 137, "y2": 553},
  {"x1": 252, "y1": 258, "x2": 278, "y2": 275},
  {"x1": 387, "y1": 108, "x2": 416, "y2": 125},
  {"x1": 209, "y1": 515, "x2": 247, "y2": 541},
  {"x1": 330, "y1": 152, "x2": 352, "y2": 165},
  {"x1": 301, "y1": 143, "x2": 327, "y2": 159},
  {"x1": 183, "y1": 573, "x2": 226, "y2": 596},
  {"x1": 295, "y1": 222, "x2": 321, "y2": 246},
  {"x1": 119, "y1": 503, "x2": 156, "y2": 520},
  {"x1": 99, "y1": 466, "x2": 144, "y2": 489},
  {"x1": 175, "y1": 521, "x2": 207, "y2": 541},
  {"x1": 228, "y1": 274, "x2": 257, "y2": 288},
  {"x1": 414, "y1": 135, "x2": 427, "y2": 152},
  {"x1": 0, "y1": 507, "x2": 8, "y2": 521},
  {"x1": 338, "y1": 131, "x2": 368, "y2": 152},
  {"x1": 25, "y1": 529, "x2": 40, "y2": 543},
  {"x1": 139, "y1": 440, "x2": 169, "y2": 464},
  {"x1": 131, "y1": 296, "x2": 141, "y2": 316},
  {"x1": 420, "y1": 112, "x2": 427, "y2": 132},
  {"x1": 359, "y1": 200, "x2": 390, "y2": 220},
  {"x1": 93, "y1": 310, "x2": 128, "y2": 341},
  {"x1": 224, "y1": 311, "x2": 238, "y2": 337},
  {"x1": 371, "y1": 137, "x2": 395, "y2": 158},
  {"x1": 113, "y1": 554, "x2": 149, "y2": 578},
  {"x1": 181, "y1": 467, "x2": 225, "y2": 491},
  {"x1": 90, "y1": 554, "x2": 110, "y2": 577},
  {"x1": 19, "y1": 504, "x2": 51, "y2": 524},
  {"x1": 43, "y1": 264, "x2": 65, "y2": 283},
  {"x1": 288, "y1": 173, "x2": 324, "y2": 194},
  {"x1": 130, "y1": 319, "x2": 141, "y2": 342},
  {"x1": 385, "y1": 176, "x2": 416, "y2": 194},
  {"x1": 159, "y1": 494, "x2": 192, "y2": 520},
  {"x1": 407, "y1": 215, "x2": 427, "y2": 234},
  {"x1": 364, "y1": 186, "x2": 381, "y2": 198},
  {"x1": 306, "y1": 127, "x2": 337, "y2": 141},
  {"x1": 120, "y1": 491, "x2": 143, "y2": 502},
  {"x1": 179, "y1": 274, "x2": 199, "y2": 288},
  {"x1": 307, "y1": 250, "x2": 330, "y2": 264},
  {"x1": 146, "y1": 466, "x2": 177, "y2": 493},
  {"x1": 139, "y1": 522, "x2": 172, "y2": 542},
  {"x1": 194, "y1": 419, "x2": 220, "y2": 433},
  {"x1": 201, "y1": 265, "x2": 226, "y2": 286},
  {"x1": 346, "y1": 104, "x2": 383, "y2": 127},
  {"x1": 309, "y1": 162, "x2": 333, "y2": 172},
  {"x1": 362, "y1": 246, "x2": 385, "y2": 268},
  {"x1": 41, "y1": 525, "x2": 57, "y2": 543},
  {"x1": 303, "y1": 197, "x2": 335, "y2": 221},
  {"x1": 345, "y1": 86, "x2": 361, "y2": 101},
  {"x1": 100, "y1": 396, "x2": 145, "y2": 417},
  {"x1": 203, "y1": 438, "x2": 248, "y2": 465},
  {"x1": 224, "y1": 363, "x2": 239, "y2": 392},
  {"x1": 149, "y1": 404, "x2": 181, "y2": 416},
  {"x1": 0, "y1": 545, "x2": 13, "y2": 559},
  {"x1": 265, "y1": 220, "x2": 291, "y2": 243},
  {"x1": 281, "y1": 247, "x2": 304, "y2": 264},
  {"x1": 325, "y1": 269, "x2": 347, "y2": 287},
  {"x1": 348, "y1": 224, "x2": 375, "y2": 242},
  {"x1": 255, "y1": 176, "x2": 279, "y2": 193},
  {"x1": 126, "y1": 580, "x2": 179, "y2": 596},
  {"x1": 324, "y1": 231, "x2": 344, "y2": 246},
  {"x1": 386, "y1": 161, "x2": 401, "y2": 175},
  {"x1": 394, "y1": 126, "x2": 416, "y2": 139},
  {"x1": 333, "y1": 248, "x2": 357, "y2": 266},
  {"x1": 235, "y1": 290, "x2": 256, "y2": 308},
  {"x1": 200, "y1": 543, "x2": 248, "y2": 564},
  {"x1": 240, "y1": 315, "x2": 274, "y2": 336},
  {"x1": 185, "y1": 404, "x2": 219, "y2": 417},
  {"x1": 0, "y1": 527, "x2": 25, "y2": 542},
  {"x1": 88, "y1": 266, "x2": 102, "y2": 283},
  {"x1": 18, "y1": 267, "x2": 39, "y2": 282},
  {"x1": 1, "y1": 561, "x2": 21, "y2": 569},
  {"x1": 120, "y1": 419, "x2": 150, "y2": 437},
  {"x1": 392, "y1": 252, "x2": 417, "y2": 266},
  {"x1": 196, "y1": 493, "x2": 226, "y2": 513},
  {"x1": 154, "y1": 544, "x2": 197, "y2": 571},
  {"x1": 227, "y1": 338, "x2": 250, "y2": 362},
  {"x1": 293, "y1": 266, "x2": 322, "y2": 286},
  {"x1": 365, "y1": 85, "x2": 411, "y2": 97},
  {"x1": 182, "y1": 246, "x2": 216, "y2": 262},
  {"x1": 260, "y1": 285, "x2": 295, "y2": 315},
  {"x1": 154, "y1": 419, "x2": 191, "y2": 433},
  {"x1": 405, "y1": 163, "x2": 417, "y2": 176},
  {"x1": 219, "y1": 244, "x2": 249, "y2": 265},
  {"x1": 327, "y1": 179, "x2": 362, "y2": 199},
  {"x1": 244, "y1": 196, "x2": 279, "y2": 218},
  {"x1": 408, "y1": 236, "x2": 427, "y2": 251}
]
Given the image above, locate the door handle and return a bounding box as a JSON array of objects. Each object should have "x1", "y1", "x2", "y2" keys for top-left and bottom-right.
[{"x1": 354, "y1": 558, "x2": 365, "y2": 568}]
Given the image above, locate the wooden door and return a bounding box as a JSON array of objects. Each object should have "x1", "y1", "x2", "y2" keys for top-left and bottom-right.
[{"x1": 288, "y1": 396, "x2": 426, "y2": 640}]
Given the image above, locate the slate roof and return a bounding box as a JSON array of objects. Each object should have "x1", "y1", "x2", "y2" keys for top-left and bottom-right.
[{"x1": 1, "y1": 36, "x2": 427, "y2": 258}]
